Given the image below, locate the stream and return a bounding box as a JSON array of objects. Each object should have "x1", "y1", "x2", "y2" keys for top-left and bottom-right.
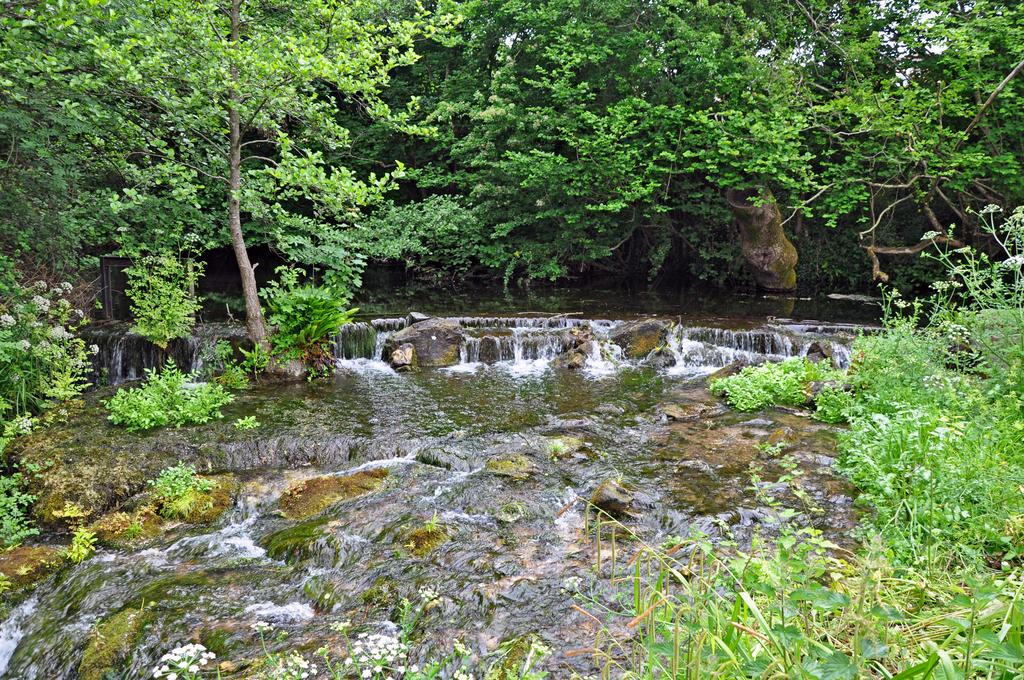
[{"x1": 1, "y1": 291, "x2": 875, "y2": 678}]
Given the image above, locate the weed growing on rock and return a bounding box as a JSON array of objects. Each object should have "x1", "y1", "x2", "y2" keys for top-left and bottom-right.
[
  {"x1": 148, "y1": 463, "x2": 215, "y2": 520},
  {"x1": 710, "y1": 358, "x2": 840, "y2": 411},
  {"x1": 67, "y1": 527, "x2": 97, "y2": 563}
]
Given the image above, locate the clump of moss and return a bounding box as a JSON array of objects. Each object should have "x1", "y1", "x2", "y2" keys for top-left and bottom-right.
[
  {"x1": 89, "y1": 504, "x2": 166, "y2": 548},
  {"x1": 360, "y1": 575, "x2": 400, "y2": 611},
  {"x1": 279, "y1": 468, "x2": 388, "y2": 519},
  {"x1": 485, "y1": 454, "x2": 537, "y2": 481},
  {"x1": 404, "y1": 522, "x2": 448, "y2": 557},
  {"x1": 78, "y1": 607, "x2": 151, "y2": 680},
  {"x1": 0, "y1": 545, "x2": 62, "y2": 590},
  {"x1": 262, "y1": 517, "x2": 333, "y2": 563},
  {"x1": 184, "y1": 474, "x2": 237, "y2": 523},
  {"x1": 485, "y1": 634, "x2": 547, "y2": 680}
]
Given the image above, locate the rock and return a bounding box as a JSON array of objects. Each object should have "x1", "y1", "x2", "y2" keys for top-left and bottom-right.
[
  {"x1": 609, "y1": 319, "x2": 672, "y2": 359},
  {"x1": 278, "y1": 468, "x2": 389, "y2": 519},
  {"x1": 78, "y1": 607, "x2": 152, "y2": 680},
  {"x1": 766, "y1": 427, "x2": 795, "y2": 447},
  {"x1": 644, "y1": 348, "x2": 677, "y2": 369},
  {"x1": 406, "y1": 311, "x2": 431, "y2": 325},
  {"x1": 570, "y1": 324, "x2": 595, "y2": 347},
  {"x1": 0, "y1": 545, "x2": 63, "y2": 591},
  {"x1": 389, "y1": 343, "x2": 418, "y2": 372},
  {"x1": 552, "y1": 349, "x2": 587, "y2": 370},
  {"x1": 383, "y1": 318, "x2": 464, "y2": 367},
  {"x1": 706, "y1": 358, "x2": 766, "y2": 383},
  {"x1": 589, "y1": 478, "x2": 636, "y2": 517},
  {"x1": 738, "y1": 418, "x2": 774, "y2": 428},
  {"x1": 477, "y1": 336, "x2": 502, "y2": 364},
  {"x1": 485, "y1": 454, "x2": 537, "y2": 481},
  {"x1": 661, "y1": 403, "x2": 710, "y2": 421},
  {"x1": 804, "y1": 341, "x2": 833, "y2": 364}
]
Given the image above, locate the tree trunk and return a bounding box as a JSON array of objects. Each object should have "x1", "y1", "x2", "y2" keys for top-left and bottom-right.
[
  {"x1": 228, "y1": 0, "x2": 269, "y2": 346},
  {"x1": 726, "y1": 188, "x2": 798, "y2": 292}
]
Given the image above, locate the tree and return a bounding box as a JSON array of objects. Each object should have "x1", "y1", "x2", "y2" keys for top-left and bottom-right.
[{"x1": 82, "y1": 0, "x2": 449, "y2": 343}]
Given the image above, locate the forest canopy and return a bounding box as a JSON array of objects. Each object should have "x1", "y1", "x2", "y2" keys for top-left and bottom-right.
[{"x1": 2, "y1": 0, "x2": 1023, "y2": 297}]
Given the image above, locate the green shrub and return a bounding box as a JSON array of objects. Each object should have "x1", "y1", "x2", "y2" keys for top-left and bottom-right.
[
  {"x1": 147, "y1": 462, "x2": 214, "y2": 519},
  {"x1": 709, "y1": 358, "x2": 838, "y2": 411},
  {"x1": 124, "y1": 252, "x2": 203, "y2": 349},
  {"x1": 0, "y1": 472, "x2": 38, "y2": 548},
  {"x1": 260, "y1": 266, "x2": 356, "y2": 377},
  {"x1": 813, "y1": 385, "x2": 854, "y2": 424},
  {"x1": 105, "y1": 360, "x2": 233, "y2": 432}
]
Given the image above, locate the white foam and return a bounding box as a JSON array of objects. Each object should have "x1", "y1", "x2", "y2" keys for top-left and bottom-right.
[
  {"x1": 0, "y1": 595, "x2": 38, "y2": 674},
  {"x1": 243, "y1": 601, "x2": 315, "y2": 622}
]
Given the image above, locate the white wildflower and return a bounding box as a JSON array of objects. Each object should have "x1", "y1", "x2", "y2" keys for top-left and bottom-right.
[
  {"x1": 31, "y1": 295, "x2": 50, "y2": 312},
  {"x1": 18, "y1": 339, "x2": 31, "y2": 351},
  {"x1": 0, "y1": 314, "x2": 14, "y2": 328}
]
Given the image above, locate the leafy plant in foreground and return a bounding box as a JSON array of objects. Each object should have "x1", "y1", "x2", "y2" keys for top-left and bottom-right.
[
  {"x1": 0, "y1": 472, "x2": 38, "y2": 548},
  {"x1": 66, "y1": 527, "x2": 97, "y2": 564},
  {"x1": 105, "y1": 360, "x2": 233, "y2": 432},
  {"x1": 147, "y1": 463, "x2": 215, "y2": 520}
]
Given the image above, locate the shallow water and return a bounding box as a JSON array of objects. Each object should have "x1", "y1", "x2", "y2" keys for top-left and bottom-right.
[{"x1": 3, "y1": 294, "x2": 871, "y2": 678}]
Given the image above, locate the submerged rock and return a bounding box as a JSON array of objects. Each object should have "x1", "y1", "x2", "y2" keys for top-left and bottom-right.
[
  {"x1": 278, "y1": 468, "x2": 388, "y2": 519},
  {"x1": 383, "y1": 318, "x2": 464, "y2": 367},
  {"x1": 609, "y1": 319, "x2": 671, "y2": 359},
  {"x1": 389, "y1": 343, "x2": 418, "y2": 372},
  {"x1": 78, "y1": 607, "x2": 151, "y2": 680},
  {"x1": 262, "y1": 517, "x2": 336, "y2": 563}
]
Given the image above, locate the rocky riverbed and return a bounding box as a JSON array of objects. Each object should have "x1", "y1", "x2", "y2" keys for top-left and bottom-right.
[{"x1": 1, "y1": 310, "x2": 866, "y2": 678}]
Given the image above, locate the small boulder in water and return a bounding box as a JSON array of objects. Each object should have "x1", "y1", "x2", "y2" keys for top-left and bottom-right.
[
  {"x1": 486, "y1": 454, "x2": 538, "y2": 481},
  {"x1": 384, "y1": 318, "x2": 464, "y2": 367},
  {"x1": 279, "y1": 468, "x2": 389, "y2": 519},
  {"x1": 552, "y1": 348, "x2": 587, "y2": 369},
  {"x1": 589, "y1": 478, "x2": 636, "y2": 517},
  {"x1": 645, "y1": 347, "x2": 677, "y2": 369},
  {"x1": 805, "y1": 341, "x2": 833, "y2": 364},
  {"x1": 610, "y1": 319, "x2": 672, "y2": 359},
  {"x1": 477, "y1": 335, "x2": 503, "y2": 364},
  {"x1": 390, "y1": 343, "x2": 418, "y2": 372},
  {"x1": 407, "y1": 311, "x2": 431, "y2": 325}
]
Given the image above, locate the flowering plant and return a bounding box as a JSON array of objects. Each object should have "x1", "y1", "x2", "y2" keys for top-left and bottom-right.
[
  {"x1": 0, "y1": 280, "x2": 93, "y2": 426},
  {"x1": 152, "y1": 643, "x2": 217, "y2": 679}
]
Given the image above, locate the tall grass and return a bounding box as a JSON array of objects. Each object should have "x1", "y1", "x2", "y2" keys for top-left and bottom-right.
[{"x1": 574, "y1": 509, "x2": 1024, "y2": 678}]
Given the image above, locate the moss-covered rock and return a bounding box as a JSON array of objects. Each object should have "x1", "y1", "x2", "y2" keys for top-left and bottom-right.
[
  {"x1": 545, "y1": 436, "x2": 584, "y2": 460},
  {"x1": 262, "y1": 518, "x2": 336, "y2": 563},
  {"x1": 78, "y1": 607, "x2": 151, "y2": 680},
  {"x1": 609, "y1": 319, "x2": 672, "y2": 359},
  {"x1": 0, "y1": 545, "x2": 63, "y2": 592},
  {"x1": 89, "y1": 504, "x2": 165, "y2": 548},
  {"x1": 485, "y1": 454, "x2": 537, "y2": 481},
  {"x1": 382, "y1": 318, "x2": 464, "y2": 367},
  {"x1": 360, "y1": 575, "x2": 400, "y2": 610},
  {"x1": 278, "y1": 468, "x2": 388, "y2": 520},
  {"x1": 404, "y1": 524, "x2": 448, "y2": 557}
]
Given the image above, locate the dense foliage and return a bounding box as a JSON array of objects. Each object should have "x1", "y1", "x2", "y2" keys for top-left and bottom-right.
[
  {"x1": 105, "y1": 360, "x2": 234, "y2": 431},
  {"x1": 2, "y1": 1, "x2": 1022, "y2": 294},
  {"x1": 125, "y1": 252, "x2": 204, "y2": 350}
]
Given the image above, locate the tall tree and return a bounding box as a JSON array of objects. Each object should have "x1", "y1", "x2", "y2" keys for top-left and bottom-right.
[{"x1": 83, "y1": 0, "x2": 446, "y2": 343}]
